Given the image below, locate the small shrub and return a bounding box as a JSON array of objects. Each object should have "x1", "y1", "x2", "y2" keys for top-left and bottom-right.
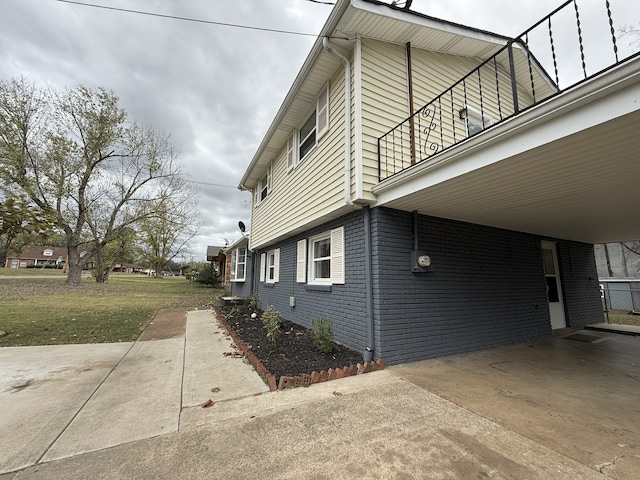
[
  {"x1": 262, "y1": 305, "x2": 283, "y2": 344},
  {"x1": 229, "y1": 307, "x2": 241, "y2": 317},
  {"x1": 311, "y1": 317, "x2": 334, "y2": 353},
  {"x1": 245, "y1": 293, "x2": 258, "y2": 311}
]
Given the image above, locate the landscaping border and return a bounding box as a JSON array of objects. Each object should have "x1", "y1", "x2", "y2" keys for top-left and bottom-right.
[{"x1": 214, "y1": 307, "x2": 384, "y2": 391}]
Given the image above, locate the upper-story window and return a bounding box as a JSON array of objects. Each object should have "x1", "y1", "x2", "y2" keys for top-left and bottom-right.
[
  {"x1": 257, "y1": 163, "x2": 271, "y2": 204},
  {"x1": 463, "y1": 104, "x2": 493, "y2": 137},
  {"x1": 287, "y1": 83, "x2": 330, "y2": 170}
]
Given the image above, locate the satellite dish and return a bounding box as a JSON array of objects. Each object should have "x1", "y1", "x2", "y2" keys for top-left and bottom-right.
[{"x1": 238, "y1": 221, "x2": 246, "y2": 233}]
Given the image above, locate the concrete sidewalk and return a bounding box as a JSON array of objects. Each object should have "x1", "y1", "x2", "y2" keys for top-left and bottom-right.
[
  {"x1": 0, "y1": 309, "x2": 268, "y2": 474},
  {"x1": 2, "y1": 316, "x2": 639, "y2": 479}
]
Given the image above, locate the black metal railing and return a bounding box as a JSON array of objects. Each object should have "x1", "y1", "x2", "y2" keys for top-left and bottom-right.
[{"x1": 378, "y1": 0, "x2": 640, "y2": 181}]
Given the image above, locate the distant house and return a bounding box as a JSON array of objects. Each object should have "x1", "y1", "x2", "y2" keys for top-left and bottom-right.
[
  {"x1": 206, "y1": 245, "x2": 226, "y2": 281},
  {"x1": 238, "y1": 0, "x2": 639, "y2": 365},
  {"x1": 4, "y1": 246, "x2": 68, "y2": 269},
  {"x1": 111, "y1": 263, "x2": 146, "y2": 274}
]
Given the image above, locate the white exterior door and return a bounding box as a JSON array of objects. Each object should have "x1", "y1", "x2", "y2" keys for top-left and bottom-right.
[{"x1": 542, "y1": 241, "x2": 566, "y2": 329}]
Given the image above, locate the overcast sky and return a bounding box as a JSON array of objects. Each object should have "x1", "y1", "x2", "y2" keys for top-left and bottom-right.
[{"x1": 2, "y1": 0, "x2": 636, "y2": 260}]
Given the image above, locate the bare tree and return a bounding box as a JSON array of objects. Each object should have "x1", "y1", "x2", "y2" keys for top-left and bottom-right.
[
  {"x1": 0, "y1": 77, "x2": 192, "y2": 284},
  {"x1": 137, "y1": 180, "x2": 202, "y2": 277}
]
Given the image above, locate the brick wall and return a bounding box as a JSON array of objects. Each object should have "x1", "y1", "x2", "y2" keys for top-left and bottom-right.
[
  {"x1": 255, "y1": 206, "x2": 602, "y2": 366},
  {"x1": 255, "y1": 210, "x2": 369, "y2": 357},
  {"x1": 371, "y1": 208, "x2": 552, "y2": 364},
  {"x1": 556, "y1": 241, "x2": 602, "y2": 329}
]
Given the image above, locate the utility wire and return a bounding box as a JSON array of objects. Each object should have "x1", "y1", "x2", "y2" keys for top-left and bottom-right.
[
  {"x1": 54, "y1": 0, "x2": 329, "y2": 38},
  {"x1": 187, "y1": 180, "x2": 239, "y2": 189}
]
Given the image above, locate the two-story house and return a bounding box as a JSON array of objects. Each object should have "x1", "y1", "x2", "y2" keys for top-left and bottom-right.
[{"x1": 239, "y1": 0, "x2": 640, "y2": 365}]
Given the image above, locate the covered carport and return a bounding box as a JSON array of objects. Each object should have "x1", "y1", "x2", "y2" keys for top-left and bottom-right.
[{"x1": 390, "y1": 329, "x2": 640, "y2": 478}]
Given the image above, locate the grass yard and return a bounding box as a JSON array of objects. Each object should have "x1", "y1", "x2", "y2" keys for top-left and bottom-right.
[
  {"x1": 604, "y1": 310, "x2": 640, "y2": 327},
  {"x1": 0, "y1": 273, "x2": 224, "y2": 346}
]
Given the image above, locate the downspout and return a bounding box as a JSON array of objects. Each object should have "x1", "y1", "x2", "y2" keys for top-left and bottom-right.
[
  {"x1": 323, "y1": 37, "x2": 353, "y2": 206},
  {"x1": 363, "y1": 205, "x2": 374, "y2": 362}
]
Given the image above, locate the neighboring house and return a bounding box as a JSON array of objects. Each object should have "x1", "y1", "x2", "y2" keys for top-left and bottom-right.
[
  {"x1": 239, "y1": 0, "x2": 640, "y2": 365},
  {"x1": 206, "y1": 245, "x2": 226, "y2": 281},
  {"x1": 225, "y1": 236, "x2": 255, "y2": 297},
  {"x1": 111, "y1": 263, "x2": 146, "y2": 274},
  {"x1": 4, "y1": 246, "x2": 68, "y2": 269}
]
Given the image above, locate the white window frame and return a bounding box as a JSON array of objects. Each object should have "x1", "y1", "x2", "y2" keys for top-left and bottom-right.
[
  {"x1": 257, "y1": 163, "x2": 272, "y2": 204},
  {"x1": 464, "y1": 104, "x2": 493, "y2": 137},
  {"x1": 261, "y1": 248, "x2": 280, "y2": 283},
  {"x1": 298, "y1": 109, "x2": 317, "y2": 161},
  {"x1": 230, "y1": 247, "x2": 246, "y2": 282},
  {"x1": 302, "y1": 226, "x2": 345, "y2": 286},
  {"x1": 316, "y1": 83, "x2": 329, "y2": 139},
  {"x1": 286, "y1": 83, "x2": 329, "y2": 171},
  {"x1": 309, "y1": 232, "x2": 331, "y2": 285}
]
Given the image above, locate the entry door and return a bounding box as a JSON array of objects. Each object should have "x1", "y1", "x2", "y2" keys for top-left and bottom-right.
[{"x1": 542, "y1": 241, "x2": 566, "y2": 329}]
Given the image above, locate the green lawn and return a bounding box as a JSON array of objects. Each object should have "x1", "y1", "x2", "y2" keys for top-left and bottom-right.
[{"x1": 0, "y1": 274, "x2": 225, "y2": 346}]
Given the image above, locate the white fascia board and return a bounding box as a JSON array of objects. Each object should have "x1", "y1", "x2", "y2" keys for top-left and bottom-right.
[{"x1": 239, "y1": 0, "x2": 352, "y2": 190}]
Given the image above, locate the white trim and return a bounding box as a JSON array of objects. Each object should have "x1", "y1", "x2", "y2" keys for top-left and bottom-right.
[
  {"x1": 354, "y1": 36, "x2": 364, "y2": 201},
  {"x1": 330, "y1": 227, "x2": 345, "y2": 284},
  {"x1": 307, "y1": 226, "x2": 345, "y2": 285},
  {"x1": 257, "y1": 164, "x2": 272, "y2": 204},
  {"x1": 265, "y1": 248, "x2": 280, "y2": 283},
  {"x1": 317, "y1": 82, "x2": 330, "y2": 139},
  {"x1": 308, "y1": 231, "x2": 332, "y2": 285},
  {"x1": 274, "y1": 248, "x2": 280, "y2": 283},
  {"x1": 296, "y1": 239, "x2": 307, "y2": 283},
  {"x1": 260, "y1": 253, "x2": 266, "y2": 282},
  {"x1": 287, "y1": 132, "x2": 297, "y2": 170},
  {"x1": 230, "y1": 247, "x2": 247, "y2": 282}
]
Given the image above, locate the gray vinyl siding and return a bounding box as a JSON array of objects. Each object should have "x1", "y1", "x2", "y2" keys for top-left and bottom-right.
[{"x1": 255, "y1": 210, "x2": 369, "y2": 356}]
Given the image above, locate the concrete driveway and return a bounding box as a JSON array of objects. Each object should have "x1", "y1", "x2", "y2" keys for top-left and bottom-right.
[
  {"x1": 390, "y1": 329, "x2": 640, "y2": 478},
  {"x1": 1, "y1": 314, "x2": 639, "y2": 479}
]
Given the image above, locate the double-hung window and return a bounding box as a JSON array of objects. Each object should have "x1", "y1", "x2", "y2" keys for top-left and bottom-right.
[
  {"x1": 299, "y1": 111, "x2": 316, "y2": 160},
  {"x1": 296, "y1": 226, "x2": 344, "y2": 285},
  {"x1": 260, "y1": 248, "x2": 280, "y2": 283},
  {"x1": 287, "y1": 83, "x2": 329, "y2": 170},
  {"x1": 257, "y1": 164, "x2": 271, "y2": 204},
  {"x1": 230, "y1": 247, "x2": 246, "y2": 282}
]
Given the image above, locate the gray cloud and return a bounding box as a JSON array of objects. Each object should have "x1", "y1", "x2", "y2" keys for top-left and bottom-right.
[{"x1": 2, "y1": 0, "x2": 635, "y2": 258}]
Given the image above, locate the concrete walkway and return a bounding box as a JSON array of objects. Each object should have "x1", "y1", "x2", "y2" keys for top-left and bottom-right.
[
  {"x1": 0, "y1": 309, "x2": 268, "y2": 474},
  {"x1": 2, "y1": 316, "x2": 639, "y2": 479}
]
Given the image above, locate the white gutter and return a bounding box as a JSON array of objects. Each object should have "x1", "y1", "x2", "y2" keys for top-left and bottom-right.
[{"x1": 323, "y1": 37, "x2": 353, "y2": 206}]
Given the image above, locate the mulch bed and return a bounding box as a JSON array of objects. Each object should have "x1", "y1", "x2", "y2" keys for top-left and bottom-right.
[{"x1": 215, "y1": 305, "x2": 364, "y2": 386}]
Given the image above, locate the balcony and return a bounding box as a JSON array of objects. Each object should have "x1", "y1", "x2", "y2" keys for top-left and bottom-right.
[
  {"x1": 378, "y1": 0, "x2": 640, "y2": 182},
  {"x1": 373, "y1": 0, "x2": 640, "y2": 245}
]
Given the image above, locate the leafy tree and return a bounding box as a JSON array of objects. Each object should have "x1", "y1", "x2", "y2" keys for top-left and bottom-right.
[
  {"x1": 0, "y1": 77, "x2": 191, "y2": 284},
  {"x1": 0, "y1": 194, "x2": 57, "y2": 267}
]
